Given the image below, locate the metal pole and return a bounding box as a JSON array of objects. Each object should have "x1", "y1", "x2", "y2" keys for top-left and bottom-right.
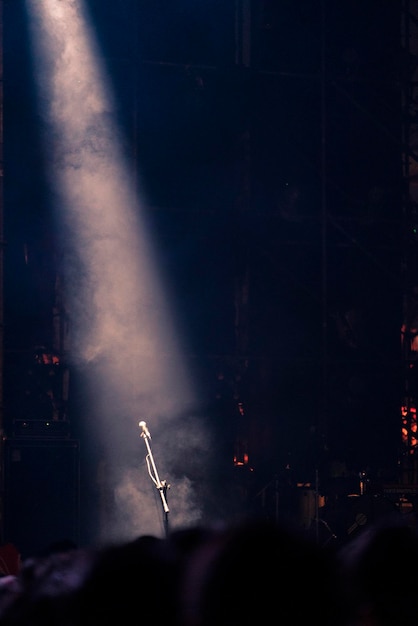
[{"x1": 139, "y1": 421, "x2": 170, "y2": 536}]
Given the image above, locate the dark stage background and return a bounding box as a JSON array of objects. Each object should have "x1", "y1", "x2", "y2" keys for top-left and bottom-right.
[{"x1": 1, "y1": 0, "x2": 415, "y2": 555}]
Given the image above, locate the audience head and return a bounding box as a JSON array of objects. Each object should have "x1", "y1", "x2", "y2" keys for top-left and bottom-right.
[
  {"x1": 72, "y1": 533, "x2": 181, "y2": 626},
  {"x1": 177, "y1": 517, "x2": 348, "y2": 626},
  {"x1": 338, "y1": 516, "x2": 418, "y2": 626},
  {"x1": 0, "y1": 546, "x2": 95, "y2": 626}
]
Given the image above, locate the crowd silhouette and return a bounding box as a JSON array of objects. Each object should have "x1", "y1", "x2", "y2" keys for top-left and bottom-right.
[{"x1": 0, "y1": 504, "x2": 414, "y2": 626}]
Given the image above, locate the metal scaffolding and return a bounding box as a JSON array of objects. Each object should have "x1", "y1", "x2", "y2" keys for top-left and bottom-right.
[{"x1": 400, "y1": 0, "x2": 418, "y2": 483}]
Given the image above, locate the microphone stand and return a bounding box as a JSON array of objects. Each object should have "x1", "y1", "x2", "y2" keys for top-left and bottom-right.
[{"x1": 139, "y1": 422, "x2": 170, "y2": 537}]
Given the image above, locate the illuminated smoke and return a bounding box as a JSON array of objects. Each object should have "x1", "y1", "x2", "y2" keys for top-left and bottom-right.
[{"x1": 25, "y1": 0, "x2": 213, "y2": 542}]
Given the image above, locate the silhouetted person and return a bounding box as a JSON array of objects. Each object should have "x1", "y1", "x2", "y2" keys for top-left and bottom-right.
[
  {"x1": 0, "y1": 544, "x2": 21, "y2": 578},
  {"x1": 0, "y1": 546, "x2": 94, "y2": 626},
  {"x1": 72, "y1": 534, "x2": 181, "y2": 626},
  {"x1": 337, "y1": 516, "x2": 418, "y2": 626},
  {"x1": 177, "y1": 518, "x2": 348, "y2": 626}
]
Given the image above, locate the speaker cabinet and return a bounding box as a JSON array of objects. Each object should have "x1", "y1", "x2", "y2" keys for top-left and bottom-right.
[{"x1": 4, "y1": 438, "x2": 80, "y2": 559}]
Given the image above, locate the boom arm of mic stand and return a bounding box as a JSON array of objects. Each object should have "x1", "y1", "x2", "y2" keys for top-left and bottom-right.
[{"x1": 140, "y1": 430, "x2": 170, "y2": 535}]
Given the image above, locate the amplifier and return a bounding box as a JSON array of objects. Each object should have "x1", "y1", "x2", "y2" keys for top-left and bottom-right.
[
  {"x1": 11, "y1": 419, "x2": 71, "y2": 439},
  {"x1": 4, "y1": 438, "x2": 80, "y2": 559}
]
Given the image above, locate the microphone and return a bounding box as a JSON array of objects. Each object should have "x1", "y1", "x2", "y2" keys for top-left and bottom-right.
[{"x1": 139, "y1": 420, "x2": 151, "y2": 439}]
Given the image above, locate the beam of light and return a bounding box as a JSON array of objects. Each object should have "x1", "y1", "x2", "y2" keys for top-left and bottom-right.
[{"x1": 25, "y1": 0, "x2": 212, "y2": 542}]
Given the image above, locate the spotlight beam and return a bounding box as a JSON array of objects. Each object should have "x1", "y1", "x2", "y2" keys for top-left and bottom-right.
[{"x1": 25, "y1": 0, "x2": 206, "y2": 540}]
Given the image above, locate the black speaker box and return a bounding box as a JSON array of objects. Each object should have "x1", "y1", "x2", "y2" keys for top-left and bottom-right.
[{"x1": 4, "y1": 438, "x2": 80, "y2": 559}]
